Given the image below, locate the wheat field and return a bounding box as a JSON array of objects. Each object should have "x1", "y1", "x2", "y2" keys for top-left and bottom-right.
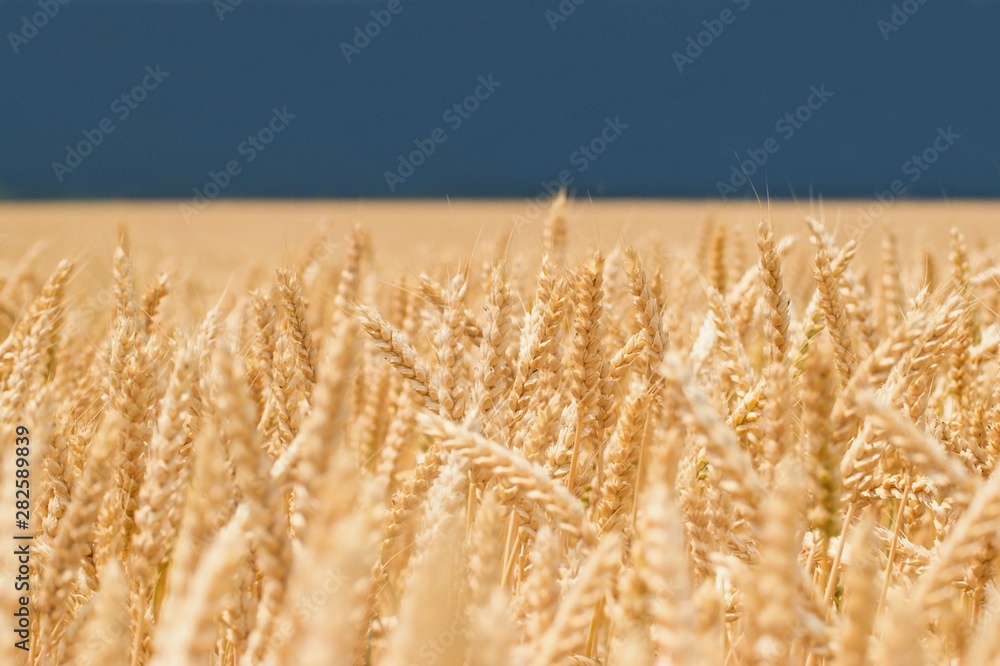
[{"x1": 2, "y1": 197, "x2": 1000, "y2": 665}]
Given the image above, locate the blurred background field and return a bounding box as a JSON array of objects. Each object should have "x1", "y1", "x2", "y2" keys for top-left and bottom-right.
[
  {"x1": 0, "y1": 199, "x2": 994, "y2": 267},
  {"x1": 1, "y1": 199, "x2": 996, "y2": 325}
]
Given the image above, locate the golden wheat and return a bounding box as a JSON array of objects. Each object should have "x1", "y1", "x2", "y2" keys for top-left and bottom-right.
[{"x1": 2, "y1": 202, "x2": 1000, "y2": 665}]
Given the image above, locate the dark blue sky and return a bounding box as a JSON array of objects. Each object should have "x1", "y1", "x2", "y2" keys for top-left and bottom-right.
[{"x1": 1, "y1": 0, "x2": 998, "y2": 199}]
